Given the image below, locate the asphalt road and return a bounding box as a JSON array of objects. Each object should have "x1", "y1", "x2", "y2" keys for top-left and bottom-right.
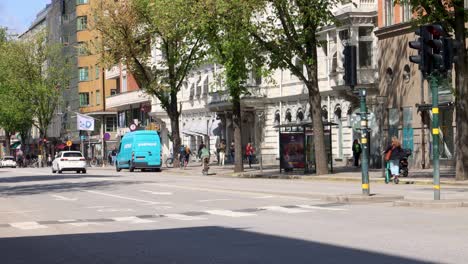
[{"x1": 0, "y1": 167, "x2": 467, "y2": 264}]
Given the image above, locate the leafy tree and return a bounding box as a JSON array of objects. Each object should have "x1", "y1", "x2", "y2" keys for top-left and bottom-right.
[
  {"x1": 91, "y1": 0, "x2": 205, "y2": 163},
  {"x1": 198, "y1": 0, "x2": 265, "y2": 172},
  {"x1": 0, "y1": 30, "x2": 70, "y2": 157},
  {"x1": 250, "y1": 0, "x2": 339, "y2": 175},
  {"x1": 0, "y1": 27, "x2": 35, "y2": 156},
  {"x1": 396, "y1": 0, "x2": 467, "y2": 179}
]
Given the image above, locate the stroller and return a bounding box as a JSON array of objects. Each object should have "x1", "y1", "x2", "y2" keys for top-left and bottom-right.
[{"x1": 385, "y1": 148, "x2": 412, "y2": 184}]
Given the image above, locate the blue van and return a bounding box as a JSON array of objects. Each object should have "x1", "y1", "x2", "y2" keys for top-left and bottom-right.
[{"x1": 116, "y1": 130, "x2": 162, "y2": 172}]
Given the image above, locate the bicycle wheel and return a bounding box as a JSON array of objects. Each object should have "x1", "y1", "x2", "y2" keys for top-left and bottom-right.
[{"x1": 165, "y1": 158, "x2": 174, "y2": 168}]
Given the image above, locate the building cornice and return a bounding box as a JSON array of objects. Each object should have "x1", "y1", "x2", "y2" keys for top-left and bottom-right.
[{"x1": 375, "y1": 22, "x2": 417, "y2": 40}]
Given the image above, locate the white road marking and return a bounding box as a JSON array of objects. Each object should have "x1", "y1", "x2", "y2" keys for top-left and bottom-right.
[
  {"x1": 51, "y1": 194, "x2": 77, "y2": 201},
  {"x1": 69, "y1": 222, "x2": 103, "y2": 227},
  {"x1": 85, "y1": 206, "x2": 112, "y2": 209},
  {"x1": 112, "y1": 216, "x2": 155, "y2": 224},
  {"x1": 296, "y1": 205, "x2": 347, "y2": 211},
  {"x1": 253, "y1": 195, "x2": 275, "y2": 199},
  {"x1": 206, "y1": 210, "x2": 256, "y2": 218},
  {"x1": 97, "y1": 208, "x2": 135, "y2": 212},
  {"x1": 197, "y1": 199, "x2": 232, "y2": 202},
  {"x1": 141, "y1": 190, "x2": 173, "y2": 195},
  {"x1": 85, "y1": 190, "x2": 161, "y2": 205},
  {"x1": 58, "y1": 219, "x2": 77, "y2": 223},
  {"x1": 260, "y1": 206, "x2": 311, "y2": 214},
  {"x1": 0, "y1": 210, "x2": 39, "y2": 214},
  {"x1": 153, "y1": 206, "x2": 173, "y2": 209},
  {"x1": 164, "y1": 214, "x2": 206, "y2": 221},
  {"x1": 10, "y1": 222, "x2": 48, "y2": 230}
]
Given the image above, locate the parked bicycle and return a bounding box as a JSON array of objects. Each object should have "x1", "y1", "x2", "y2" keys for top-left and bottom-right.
[{"x1": 165, "y1": 152, "x2": 174, "y2": 168}]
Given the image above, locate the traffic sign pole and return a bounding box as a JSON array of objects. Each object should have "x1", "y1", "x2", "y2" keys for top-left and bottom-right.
[
  {"x1": 431, "y1": 75, "x2": 440, "y2": 200},
  {"x1": 360, "y1": 88, "x2": 370, "y2": 196}
]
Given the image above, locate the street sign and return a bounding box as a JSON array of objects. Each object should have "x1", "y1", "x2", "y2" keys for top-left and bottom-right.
[
  {"x1": 350, "y1": 109, "x2": 376, "y2": 133},
  {"x1": 104, "y1": 133, "x2": 111, "y2": 141},
  {"x1": 66, "y1": 141, "x2": 72, "y2": 147},
  {"x1": 129, "y1": 123, "x2": 137, "y2": 131}
]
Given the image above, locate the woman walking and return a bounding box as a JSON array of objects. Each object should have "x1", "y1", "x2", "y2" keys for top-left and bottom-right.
[
  {"x1": 245, "y1": 142, "x2": 255, "y2": 168},
  {"x1": 384, "y1": 136, "x2": 404, "y2": 180},
  {"x1": 352, "y1": 139, "x2": 362, "y2": 167}
]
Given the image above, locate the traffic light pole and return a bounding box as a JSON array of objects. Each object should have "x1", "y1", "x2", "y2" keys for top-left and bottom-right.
[
  {"x1": 430, "y1": 75, "x2": 440, "y2": 200},
  {"x1": 359, "y1": 88, "x2": 370, "y2": 196}
]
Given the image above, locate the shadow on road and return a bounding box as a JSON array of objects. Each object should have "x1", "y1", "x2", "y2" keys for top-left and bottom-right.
[
  {"x1": 0, "y1": 226, "x2": 433, "y2": 264},
  {"x1": 0, "y1": 180, "x2": 146, "y2": 197}
]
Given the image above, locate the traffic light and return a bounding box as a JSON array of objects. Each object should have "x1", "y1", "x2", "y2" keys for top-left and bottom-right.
[
  {"x1": 409, "y1": 26, "x2": 433, "y2": 76},
  {"x1": 343, "y1": 45, "x2": 357, "y2": 87},
  {"x1": 443, "y1": 37, "x2": 460, "y2": 73},
  {"x1": 426, "y1": 24, "x2": 446, "y2": 72}
]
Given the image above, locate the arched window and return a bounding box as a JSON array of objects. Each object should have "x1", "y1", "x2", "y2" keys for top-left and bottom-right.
[
  {"x1": 403, "y1": 64, "x2": 411, "y2": 82},
  {"x1": 334, "y1": 104, "x2": 342, "y2": 120},
  {"x1": 321, "y1": 106, "x2": 328, "y2": 121},
  {"x1": 274, "y1": 110, "x2": 280, "y2": 125},
  {"x1": 296, "y1": 108, "x2": 304, "y2": 122},
  {"x1": 285, "y1": 109, "x2": 292, "y2": 123}
]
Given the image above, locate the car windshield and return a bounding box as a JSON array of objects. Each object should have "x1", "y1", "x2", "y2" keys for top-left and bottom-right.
[
  {"x1": 63, "y1": 152, "x2": 83, "y2": 158},
  {"x1": 4, "y1": 157, "x2": 14, "y2": 161}
]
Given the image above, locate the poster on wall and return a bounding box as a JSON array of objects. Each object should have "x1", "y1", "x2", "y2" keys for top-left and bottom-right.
[{"x1": 280, "y1": 133, "x2": 305, "y2": 169}]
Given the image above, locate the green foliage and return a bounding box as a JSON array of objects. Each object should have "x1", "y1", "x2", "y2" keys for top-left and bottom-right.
[{"x1": 0, "y1": 29, "x2": 71, "y2": 139}]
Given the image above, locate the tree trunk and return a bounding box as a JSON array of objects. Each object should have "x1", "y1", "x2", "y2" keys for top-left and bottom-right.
[
  {"x1": 168, "y1": 110, "x2": 181, "y2": 168},
  {"x1": 233, "y1": 97, "x2": 244, "y2": 173},
  {"x1": 5, "y1": 131, "x2": 11, "y2": 156},
  {"x1": 454, "y1": 1, "x2": 468, "y2": 180},
  {"x1": 308, "y1": 87, "x2": 328, "y2": 175}
]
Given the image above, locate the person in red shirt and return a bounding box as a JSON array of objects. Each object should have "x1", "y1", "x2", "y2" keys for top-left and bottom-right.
[{"x1": 245, "y1": 142, "x2": 255, "y2": 168}]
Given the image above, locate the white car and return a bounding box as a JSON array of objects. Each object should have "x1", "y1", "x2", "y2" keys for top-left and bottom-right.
[
  {"x1": 1, "y1": 156, "x2": 17, "y2": 168},
  {"x1": 52, "y1": 151, "x2": 87, "y2": 174}
]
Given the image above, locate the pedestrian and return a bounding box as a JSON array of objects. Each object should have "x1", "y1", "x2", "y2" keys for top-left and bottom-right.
[
  {"x1": 184, "y1": 145, "x2": 192, "y2": 168},
  {"x1": 384, "y1": 136, "x2": 404, "y2": 179},
  {"x1": 198, "y1": 141, "x2": 205, "y2": 161},
  {"x1": 352, "y1": 139, "x2": 362, "y2": 167},
  {"x1": 47, "y1": 155, "x2": 52, "y2": 167},
  {"x1": 111, "y1": 149, "x2": 117, "y2": 166},
  {"x1": 218, "y1": 140, "x2": 226, "y2": 166},
  {"x1": 245, "y1": 142, "x2": 255, "y2": 168},
  {"x1": 108, "y1": 151, "x2": 112, "y2": 165},
  {"x1": 229, "y1": 140, "x2": 235, "y2": 163}
]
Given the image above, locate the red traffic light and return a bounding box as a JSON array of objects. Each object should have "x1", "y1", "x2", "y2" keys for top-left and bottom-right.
[{"x1": 427, "y1": 24, "x2": 445, "y2": 37}]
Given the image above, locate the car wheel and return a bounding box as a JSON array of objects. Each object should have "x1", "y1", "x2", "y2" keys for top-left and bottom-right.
[
  {"x1": 58, "y1": 166, "x2": 62, "y2": 174},
  {"x1": 52, "y1": 168, "x2": 56, "y2": 174},
  {"x1": 76, "y1": 170, "x2": 80, "y2": 174},
  {"x1": 82, "y1": 169, "x2": 87, "y2": 174}
]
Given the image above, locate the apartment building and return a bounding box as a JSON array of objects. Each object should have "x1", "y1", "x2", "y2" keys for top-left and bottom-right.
[{"x1": 374, "y1": 0, "x2": 462, "y2": 169}]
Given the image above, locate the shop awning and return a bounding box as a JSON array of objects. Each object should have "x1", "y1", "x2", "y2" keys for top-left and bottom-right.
[{"x1": 10, "y1": 142, "x2": 21, "y2": 149}]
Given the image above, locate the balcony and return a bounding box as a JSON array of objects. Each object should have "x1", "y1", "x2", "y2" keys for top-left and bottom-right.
[
  {"x1": 330, "y1": 68, "x2": 378, "y2": 90},
  {"x1": 105, "y1": 65, "x2": 120, "y2": 79},
  {"x1": 332, "y1": 0, "x2": 377, "y2": 16},
  {"x1": 207, "y1": 86, "x2": 267, "y2": 111},
  {"x1": 106, "y1": 90, "x2": 151, "y2": 110}
]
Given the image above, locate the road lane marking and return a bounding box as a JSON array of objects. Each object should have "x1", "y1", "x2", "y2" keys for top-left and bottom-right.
[
  {"x1": 69, "y1": 222, "x2": 103, "y2": 227},
  {"x1": 51, "y1": 194, "x2": 77, "y2": 201},
  {"x1": 97, "y1": 208, "x2": 134, "y2": 212},
  {"x1": 260, "y1": 206, "x2": 311, "y2": 214},
  {"x1": 253, "y1": 195, "x2": 275, "y2": 199},
  {"x1": 164, "y1": 214, "x2": 206, "y2": 221},
  {"x1": 112, "y1": 216, "x2": 155, "y2": 224},
  {"x1": 10, "y1": 222, "x2": 48, "y2": 230},
  {"x1": 85, "y1": 190, "x2": 161, "y2": 205},
  {"x1": 296, "y1": 205, "x2": 347, "y2": 211},
  {"x1": 141, "y1": 190, "x2": 173, "y2": 195},
  {"x1": 0, "y1": 210, "x2": 40, "y2": 214},
  {"x1": 197, "y1": 199, "x2": 232, "y2": 202},
  {"x1": 205, "y1": 210, "x2": 256, "y2": 218},
  {"x1": 85, "y1": 206, "x2": 112, "y2": 209}
]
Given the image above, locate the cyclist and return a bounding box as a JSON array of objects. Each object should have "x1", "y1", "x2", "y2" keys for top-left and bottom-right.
[
  {"x1": 184, "y1": 145, "x2": 192, "y2": 169},
  {"x1": 178, "y1": 144, "x2": 186, "y2": 168},
  {"x1": 200, "y1": 145, "x2": 210, "y2": 175}
]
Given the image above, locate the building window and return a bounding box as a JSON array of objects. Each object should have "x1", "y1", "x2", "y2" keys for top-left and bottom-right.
[
  {"x1": 274, "y1": 110, "x2": 280, "y2": 125},
  {"x1": 77, "y1": 16, "x2": 87, "y2": 31},
  {"x1": 106, "y1": 116, "x2": 117, "y2": 132},
  {"x1": 96, "y1": 90, "x2": 101, "y2": 106},
  {"x1": 359, "y1": 27, "x2": 373, "y2": 68},
  {"x1": 203, "y1": 75, "x2": 209, "y2": 97},
  {"x1": 111, "y1": 89, "x2": 117, "y2": 95},
  {"x1": 78, "y1": 67, "x2": 89, "y2": 81},
  {"x1": 385, "y1": 0, "x2": 394, "y2": 26},
  {"x1": 79, "y1": 93, "x2": 89, "y2": 106},
  {"x1": 402, "y1": 2, "x2": 412, "y2": 22},
  {"x1": 285, "y1": 109, "x2": 292, "y2": 123},
  {"x1": 77, "y1": 0, "x2": 89, "y2": 5},
  {"x1": 121, "y1": 75, "x2": 127, "y2": 93},
  {"x1": 402, "y1": 107, "x2": 414, "y2": 157},
  {"x1": 77, "y1": 42, "x2": 87, "y2": 56},
  {"x1": 95, "y1": 65, "x2": 99, "y2": 79},
  {"x1": 388, "y1": 108, "x2": 399, "y2": 142}
]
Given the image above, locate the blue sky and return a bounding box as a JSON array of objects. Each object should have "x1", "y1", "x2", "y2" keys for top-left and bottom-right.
[{"x1": 0, "y1": 0, "x2": 50, "y2": 34}]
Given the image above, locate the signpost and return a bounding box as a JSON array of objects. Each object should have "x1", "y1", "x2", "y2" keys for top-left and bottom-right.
[{"x1": 66, "y1": 140, "x2": 72, "y2": 151}]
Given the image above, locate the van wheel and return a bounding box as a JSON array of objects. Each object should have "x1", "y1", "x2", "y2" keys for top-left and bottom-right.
[{"x1": 116, "y1": 165, "x2": 121, "y2": 172}]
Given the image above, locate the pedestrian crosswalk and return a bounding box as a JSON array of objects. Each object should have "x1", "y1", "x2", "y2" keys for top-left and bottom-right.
[{"x1": 0, "y1": 203, "x2": 347, "y2": 231}]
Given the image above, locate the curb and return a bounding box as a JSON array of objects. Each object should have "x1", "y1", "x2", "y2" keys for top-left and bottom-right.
[
  {"x1": 324, "y1": 194, "x2": 404, "y2": 203},
  {"x1": 393, "y1": 199, "x2": 468, "y2": 208}
]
